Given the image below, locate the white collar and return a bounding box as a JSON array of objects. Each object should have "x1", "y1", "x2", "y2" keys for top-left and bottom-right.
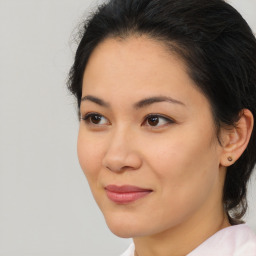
[{"x1": 121, "y1": 224, "x2": 256, "y2": 256}]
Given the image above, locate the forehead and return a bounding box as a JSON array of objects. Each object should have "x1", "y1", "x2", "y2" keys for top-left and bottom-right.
[
  {"x1": 82, "y1": 36, "x2": 210, "y2": 111},
  {"x1": 83, "y1": 36, "x2": 190, "y2": 88},
  {"x1": 86, "y1": 36, "x2": 184, "y2": 68}
]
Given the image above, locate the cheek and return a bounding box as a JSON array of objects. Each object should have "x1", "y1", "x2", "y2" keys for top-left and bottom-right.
[
  {"x1": 77, "y1": 127, "x2": 104, "y2": 181},
  {"x1": 144, "y1": 126, "x2": 220, "y2": 200},
  {"x1": 139, "y1": 139, "x2": 220, "y2": 231}
]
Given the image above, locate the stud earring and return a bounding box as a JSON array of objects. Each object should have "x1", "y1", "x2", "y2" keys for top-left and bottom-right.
[{"x1": 227, "y1": 156, "x2": 233, "y2": 162}]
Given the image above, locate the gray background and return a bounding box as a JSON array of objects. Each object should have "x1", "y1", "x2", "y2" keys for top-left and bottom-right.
[{"x1": 0, "y1": 0, "x2": 255, "y2": 255}]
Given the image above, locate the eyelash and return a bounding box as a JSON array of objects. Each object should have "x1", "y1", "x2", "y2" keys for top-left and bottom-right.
[
  {"x1": 81, "y1": 112, "x2": 175, "y2": 128},
  {"x1": 81, "y1": 112, "x2": 110, "y2": 126},
  {"x1": 143, "y1": 114, "x2": 175, "y2": 128}
]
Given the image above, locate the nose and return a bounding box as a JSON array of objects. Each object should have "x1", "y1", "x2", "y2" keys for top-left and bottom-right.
[{"x1": 102, "y1": 128, "x2": 142, "y2": 172}]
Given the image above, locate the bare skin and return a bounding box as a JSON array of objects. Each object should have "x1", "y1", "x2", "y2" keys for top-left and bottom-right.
[{"x1": 77, "y1": 36, "x2": 253, "y2": 256}]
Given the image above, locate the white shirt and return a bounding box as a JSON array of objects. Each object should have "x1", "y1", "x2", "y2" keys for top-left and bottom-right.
[{"x1": 120, "y1": 224, "x2": 256, "y2": 256}]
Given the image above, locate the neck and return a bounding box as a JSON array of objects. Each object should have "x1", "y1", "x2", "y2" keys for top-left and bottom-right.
[{"x1": 133, "y1": 207, "x2": 230, "y2": 256}]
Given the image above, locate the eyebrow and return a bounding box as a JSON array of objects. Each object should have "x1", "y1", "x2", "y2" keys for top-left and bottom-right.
[
  {"x1": 80, "y1": 95, "x2": 185, "y2": 108},
  {"x1": 80, "y1": 95, "x2": 110, "y2": 108},
  {"x1": 134, "y1": 96, "x2": 185, "y2": 109}
]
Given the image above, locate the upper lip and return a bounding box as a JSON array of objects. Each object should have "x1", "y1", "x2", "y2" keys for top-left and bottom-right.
[{"x1": 105, "y1": 185, "x2": 153, "y2": 193}]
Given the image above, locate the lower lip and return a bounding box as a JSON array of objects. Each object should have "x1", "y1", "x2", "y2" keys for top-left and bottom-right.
[{"x1": 105, "y1": 190, "x2": 152, "y2": 204}]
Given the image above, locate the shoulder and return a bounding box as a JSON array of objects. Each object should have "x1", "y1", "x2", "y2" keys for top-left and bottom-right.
[
  {"x1": 119, "y1": 225, "x2": 256, "y2": 256},
  {"x1": 188, "y1": 224, "x2": 256, "y2": 256},
  {"x1": 120, "y1": 243, "x2": 135, "y2": 256}
]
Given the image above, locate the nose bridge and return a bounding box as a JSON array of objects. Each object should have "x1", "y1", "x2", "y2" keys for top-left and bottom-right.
[
  {"x1": 110, "y1": 124, "x2": 130, "y2": 149},
  {"x1": 102, "y1": 124, "x2": 141, "y2": 172}
]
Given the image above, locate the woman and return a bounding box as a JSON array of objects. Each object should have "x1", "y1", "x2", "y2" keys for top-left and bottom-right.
[{"x1": 68, "y1": 0, "x2": 256, "y2": 255}]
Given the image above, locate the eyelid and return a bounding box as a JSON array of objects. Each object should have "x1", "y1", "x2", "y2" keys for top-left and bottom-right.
[
  {"x1": 81, "y1": 112, "x2": 110, "y2": 126},
  {"x1": 80, "y1": 112, "x2": 175, "y2": 128},
  {"x1": 142, "y1": 114, "x2": 175, "y2": 127}
]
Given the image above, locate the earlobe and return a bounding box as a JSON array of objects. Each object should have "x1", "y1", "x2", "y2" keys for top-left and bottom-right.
[{"x1": 220, "y1": 109, "x2": 254, "y2": 167}]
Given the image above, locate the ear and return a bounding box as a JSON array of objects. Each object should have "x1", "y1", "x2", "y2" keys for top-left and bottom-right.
[{"x1": 220, "y1": 109, "x2": 254, "y2": 167}]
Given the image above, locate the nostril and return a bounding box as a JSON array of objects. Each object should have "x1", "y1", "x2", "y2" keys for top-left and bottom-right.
[
  {"x1": 105, "y1": 165, "x2": 138, "y2": 172},
  {"x1": 102, "y1": 140, "x2": 142, "y2": 172}
]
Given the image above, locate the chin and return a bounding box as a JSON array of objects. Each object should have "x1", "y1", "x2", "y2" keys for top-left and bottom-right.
[
  {"x1": 109, "y1": 227, "x2": 134, "y2": 238},
  {"x1": 104, "y1": 214, "x2": 147, "y2": 238},
  {"x1": 105, "y1": 217, "x2": 135, "y2": 238}
]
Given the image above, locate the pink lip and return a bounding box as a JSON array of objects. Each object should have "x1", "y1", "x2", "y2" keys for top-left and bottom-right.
[{"x1": 105, "y1": 185, "x2": 153, "y2": 204}]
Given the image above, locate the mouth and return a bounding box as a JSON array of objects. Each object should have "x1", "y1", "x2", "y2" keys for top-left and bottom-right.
[{"x1": 104, "y1": 185, "x2": 153, "y2": 204}]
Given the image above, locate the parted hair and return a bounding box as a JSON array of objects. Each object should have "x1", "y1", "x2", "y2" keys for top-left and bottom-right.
[{"x1": 68, "y1": 0, "x2": 256, "y2": 223}]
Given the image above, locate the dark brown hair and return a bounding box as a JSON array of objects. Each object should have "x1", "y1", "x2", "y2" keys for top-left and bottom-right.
[{"x1": 68, "y1": 0, "x2": 256, "y2": 223}]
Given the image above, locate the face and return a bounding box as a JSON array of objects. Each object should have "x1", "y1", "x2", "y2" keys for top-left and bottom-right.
[{"x1": 78, "y1": 36, "x2": 226, "y2": 238}]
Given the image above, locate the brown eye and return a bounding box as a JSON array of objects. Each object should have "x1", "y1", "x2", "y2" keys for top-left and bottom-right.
[
  {"x1": 147, "y1": 116, "x2": 160, "y2": 126},
  {"x1": 90, "y1": 114, "x2": 103, "y2": 124},
  {"x1": 144, "y1": 114, "x2": 174, "y2": 128},
  {"x1": 81, "y1": 113, "x2": 109, "y2": 126}
]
